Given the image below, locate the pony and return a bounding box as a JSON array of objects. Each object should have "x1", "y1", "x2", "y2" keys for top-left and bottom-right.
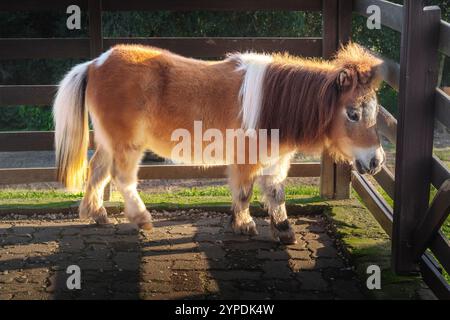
[{"x1": 53, "y1": 42, "x2": 385, "y2": 244}]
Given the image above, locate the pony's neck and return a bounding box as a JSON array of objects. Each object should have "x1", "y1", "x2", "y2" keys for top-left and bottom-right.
[{"x1": 258, "y1": 59, "x2": 339, "y2": 148}]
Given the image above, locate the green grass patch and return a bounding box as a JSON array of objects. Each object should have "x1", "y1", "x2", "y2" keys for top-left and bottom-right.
[{"x1": 0, "y1": 184, "x2": 322, "y2": 211}]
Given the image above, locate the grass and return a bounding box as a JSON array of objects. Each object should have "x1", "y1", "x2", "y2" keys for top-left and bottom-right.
[{"x1": 0, "y1": 184, "x2": 322, "y2": 211}]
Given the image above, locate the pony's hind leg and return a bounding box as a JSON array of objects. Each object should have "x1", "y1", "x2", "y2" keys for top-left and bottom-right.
[
  {"x1": 258, "y1": 155, "x2": 297, "y2": 244},
  {"x1": 112, "y1": 146, "x2": 152, "y2": 230},
  {"x1": 228, "y1": 165, "x2": 258, "y2": 236},
  {"x1": 79, "y1": 146, "x2": 112, "y2": 224}
]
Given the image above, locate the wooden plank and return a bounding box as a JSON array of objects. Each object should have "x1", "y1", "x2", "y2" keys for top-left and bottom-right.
[
  {"x1": 322, "y1": 0, "x2": 338, "y2": 59},
  {"x1": 377, "y1": 105, "x2": 397, "y2": 144},
  {"x1": 334, "y1": 0, "x2": 353, "y2": 200},
  {"x1": 429, "y1": 231, "x2": 450, "y2": 277},
  {"x1": 435, "y1": 88, "x2": 450, "y2": 129},
  {"x1": 420, "y1": 253, "x2": 450, "y2": 300},
  {"x1": 413, "y1": 180, "x2": 450, "y2": 259},
  {"x1": 89, "y1": 0, "x2": 103, "y2": 58},
  {"x1": 338, "y1": 0, "x2": 352, "y2": 44},
  {"x1": 393, "y1": 3, "x2": 441, "y2": 274},
  {"x1": 88, "y1": 0, "x2": 106, "y2": 197},
  {"x1": 351, "y1": 171, "x2": 393, "y2": 237},
  {"x1": 431, "y1": 155, "x2": 450, "y2": 190},
  {"x1": 0, "y1": 163, "x2": 321, "y2": 184},
  {"x1": 320, "y1": 0, "x2": 338, "y2": 199},
  {"x1": 439, "y1": 20, "x2": 450, "y2": 57},
  {"x1": 102, "y1": 0, "x2": 322, "y2": 11},
  {"x1": 375, "y1": 104, "x2": 450, "y2": 191},
  {"x1": 0, "y1": 85, "x2": 56, "y2": 106},
  {"x1": 288, "y1": 162, "x2": 321, "y2": 177},
  {"x1": 0, "y1": 131, "x2": 95, "y2": 152},
  {"x1": 352, "y1": 0, "x2": 403, "y2": 32},
  {"x1": 0, "y1": 39, "x2": 90, "y2": 60},
  {"x1": 373, "y1": 166, "x2": 395, "y2": 199},
  {"x1": 0, "y1": 0, "x2": 321, "y2": 11},
  {"x1": 104, "y1": 38, "x2": 322, "y2": 58},
  {"x1": 377, "y1": 53, "x2": 400, "y2": 91},
  {"x1": 0, "y1": 0, "x2": 87, "y2": 11}
]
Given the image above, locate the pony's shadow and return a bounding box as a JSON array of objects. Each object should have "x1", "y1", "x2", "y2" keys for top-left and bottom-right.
[
  {"x1": 0, "y1": 222, "x2": 142, "y2": 299},
  {"x1": 0, "y1": 207, "x2": 354, "y2": 300}
]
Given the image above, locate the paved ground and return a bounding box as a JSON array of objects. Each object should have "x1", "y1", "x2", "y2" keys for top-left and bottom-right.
[{"x1": 0, "y1": 210, "x2": 365, "y2": 300}]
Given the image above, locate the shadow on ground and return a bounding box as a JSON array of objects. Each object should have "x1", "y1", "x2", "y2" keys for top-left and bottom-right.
[{"x1": 0, "y1": 207, "x2": 366, "y2": 300}]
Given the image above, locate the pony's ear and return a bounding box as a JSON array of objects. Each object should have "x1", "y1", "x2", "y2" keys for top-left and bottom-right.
[
  {"x1": 334, "y1": 43, "x2": 382, "y2": 89},
  {"x1": 357, "y1": 65, "x2": 379, "y2": 85},
  {"x1": 336, "y1": 68, "x2": 355, "y2": 90}
]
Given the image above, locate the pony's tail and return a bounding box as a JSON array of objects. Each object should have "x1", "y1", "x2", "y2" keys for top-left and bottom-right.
[{"x1": 53, "y1": 61, "x2": 91, "y2": 190}]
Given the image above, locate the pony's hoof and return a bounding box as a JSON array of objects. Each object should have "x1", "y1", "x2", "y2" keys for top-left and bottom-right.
[
  {"x1": 130, "y1": 210, "x2": 153, "y2": 231},
  {"x1": 271, "y1": 220, "x2": 297, "y2": 244},
  {"x1": 232, "y1": 219, "x2": 259, "y2": 236},
  {"x1": 279, "y1": 231, "x2": 297, "y2": 245},
  {"x1": 86, "y1": 207, "x2": 111, "y2": 224},
  {"x1": 138, "y1": 222, "x2": 153, "y2": 231},
  {"x1": 94, "y1": 214, "x2": 112, "y2": 225}
]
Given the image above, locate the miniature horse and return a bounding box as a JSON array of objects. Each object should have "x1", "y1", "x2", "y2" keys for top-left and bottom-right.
[{"x1": 53, "y1": 43, "x2": 385, "y2": 244}]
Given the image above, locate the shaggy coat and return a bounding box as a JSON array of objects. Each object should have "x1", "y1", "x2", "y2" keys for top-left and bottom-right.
[{"x1": 53, "y1": 43, "x2": 384, "y2": 243}]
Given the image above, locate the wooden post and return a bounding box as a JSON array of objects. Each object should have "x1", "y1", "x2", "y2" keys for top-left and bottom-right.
[
  {"x1": 392, "y1": 2, "x2": 441, "y2": 274},
  {"x1": 88, "y1": 0, "x2": 111, "y2": 201},
  {"x1": 334, "y1": 0, "x2": 352, "y2": 199},
  {"x1": 320, "y1": 0, "x2": 352, "y2": 199}
]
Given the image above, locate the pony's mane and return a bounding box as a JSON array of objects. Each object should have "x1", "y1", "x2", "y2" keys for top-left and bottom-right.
[
  {"x1": 232, "y1": 43, "x2": 382, "y2": 148},
  {"x1": 258, "y1": 54, "x2": 341, "y2": 147}
]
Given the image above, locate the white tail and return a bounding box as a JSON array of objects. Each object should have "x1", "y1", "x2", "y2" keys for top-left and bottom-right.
[{"x1": 53, "y1": 61, "x2": 91, "y2": 190}]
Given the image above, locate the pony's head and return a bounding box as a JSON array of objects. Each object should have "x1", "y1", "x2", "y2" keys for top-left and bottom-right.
[{"x1": 326, "y1": 43, "x2": 385, "y2": 175}]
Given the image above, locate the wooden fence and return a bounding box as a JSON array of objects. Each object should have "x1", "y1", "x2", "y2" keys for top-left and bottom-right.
[
  {"x1": 352, "y1": 0, "x2": 450, "y2": 299},
  {"x1": 0, "y1": 0, "x2": 449, "y2": 299}
]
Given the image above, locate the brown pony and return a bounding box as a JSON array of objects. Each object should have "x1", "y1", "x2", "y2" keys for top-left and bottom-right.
[{"x1": 53, "y1": 43, "x2": 385, "y2": 244}]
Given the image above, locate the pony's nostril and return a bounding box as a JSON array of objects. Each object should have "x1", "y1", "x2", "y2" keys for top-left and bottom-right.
[{"x1": 370, "y1": 157, "x2": 380, "y2": 170}]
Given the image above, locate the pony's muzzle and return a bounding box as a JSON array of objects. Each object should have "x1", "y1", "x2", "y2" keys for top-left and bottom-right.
[{"x1": 354, "y1": 147, "x2": 385, "y2": 175}]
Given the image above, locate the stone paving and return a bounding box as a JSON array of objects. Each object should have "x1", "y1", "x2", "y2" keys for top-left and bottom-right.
[{"x1": 0, "y1": 210, "x2": 365, "y2": 300}]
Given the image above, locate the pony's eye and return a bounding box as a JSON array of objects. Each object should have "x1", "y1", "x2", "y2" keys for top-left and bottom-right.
[{"x1": 346, "y1": 108, "x2": 360, "y2": 122}]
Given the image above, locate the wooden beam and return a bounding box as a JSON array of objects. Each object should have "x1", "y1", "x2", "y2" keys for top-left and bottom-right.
[
  {"x1": 88, "y1": 0, "x2": 103, "y2": 58},
  {"x1": 435, "y1": 88, "x2": 450, "y2": 129},
  {"x1": 377, "y1": 105, "x2": 397, "y2": 144},
  {"x1": 0, "y1": 0, "x2": 87, "y2": 11},
  {"x1": 0, "y1": 162, "x2": 321, "y2": 185},
  {"x1": 0, "y1": 38, "x2": 91, "y2": 60},
  {"x1": 377, "y1": 54, "x2": 400, "y2": 91},
  {"x1": 420, "y1": 253, "x2": 450, "y2": 300},
  {"x1": 438, "y1": 20, "x2": 450, "y2": 56},
  {"x1": 413, "y1": 180, "x2": 450, "y2": 260},
  {"x1": 351, "y1": 171, "x2": 393, "y2": 237},
  {"x1": 429, "y1": 231, "x2": 450, "y2": 277},
  {"x1": 0, "y1": 131, "x2": 95, "y2": 152},
  {"x1": 0, "y1": 85, "x2": 57, "y2": 106},
  {"x1": 102, "y1": 0, "x2": 322, "y2": 11},
  {"x1": 352, "y1": 0, "x2": 403, "y2": 32},
  {"x1": 392, "y1": 3, "x2": 441, "y2": 274},
  {"x1": 431, "y1": 155, "x2": 450, "y2": 190},
  {"x1": 334, "y1": 0, "x2": 353, "y2": 200},
  {"x1": 320, "y1": 0, "x2": 338, "y2": 200},
  {"x1": 373, "y1": 166, "x2": 395, "y2": 200}
]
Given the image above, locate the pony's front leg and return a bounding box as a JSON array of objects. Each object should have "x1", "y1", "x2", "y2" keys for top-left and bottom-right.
[
  {"x1": 229, "y1": 165, "x2": 258, "y2": 236},
  {"x1": 79, "y1": 146, "x2": 112, "y2": 224},
  {"x1": 112, "y1": 147, "x2": 152, "y2": 230},
  {"x1": 259, "y1": 156, "x2": 297, "y2": 244}
]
